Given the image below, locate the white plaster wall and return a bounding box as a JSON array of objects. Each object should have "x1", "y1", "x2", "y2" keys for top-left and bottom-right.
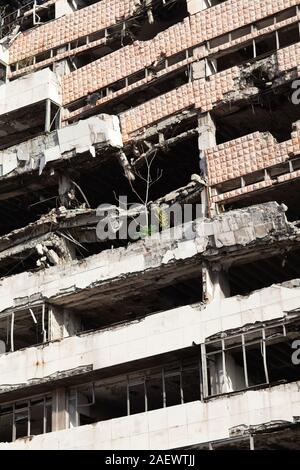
[
  {"x1": 1, "y1": 381, "x2": 299, "y2": 449},
  {"x1": 0, "y1": 203, "x2": 287, "y2": 314},
  {"x1": 0, "y1": 45, "x2": 8, "y2": 66},
  {"x1": 55, "y1": 0, "x2": 76, "y2": 18},
  {"x1": 0, "y1": 113, "x2": 122, "y2": 178},
  {"x1": 56, "y1": 114, "x2": 122, "y2": 152},
  {"x1": 0, "y1": 224, "x2": 208, "y2": 314},
  {"x1": 0, "y1": 68, "x2": 62, "y2": 115},
  {"x1": 1, "y1": 282, "x2": 299, "y2": 387},
  {"x1": 187, "y1": 0, "x2": 209, "y2": 15}
]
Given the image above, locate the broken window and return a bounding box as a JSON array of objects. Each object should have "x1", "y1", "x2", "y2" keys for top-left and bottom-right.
[
  {"x1": 228, "y1": 250, "x2": 300, "y2": 297},
  {"x1": 69, "y1": 270, "x2": 203, "y2": 333},
  {"x1": 208, "y1": 7, "x2": 299, "y2": 73},
  {"x1": 0, "y1": 394, "x2": 52, "y2": 443},
  {"x1": 0, "y1": 304, "x2": 48, "y2": 354},
  {"x1": 68, "y1": 356, "x2": 201, "y2": 428},
  {"x1": 202, "y1": 319, "x2": 300, "y2": 398},
  {"x1": 0, "y1": 1, "x2": 55, "y2": 40}
]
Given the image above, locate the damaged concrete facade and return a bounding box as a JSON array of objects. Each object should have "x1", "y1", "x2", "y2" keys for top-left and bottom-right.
[{"x1": 0, "y1": 0, "x2": 300, "y2": 450}]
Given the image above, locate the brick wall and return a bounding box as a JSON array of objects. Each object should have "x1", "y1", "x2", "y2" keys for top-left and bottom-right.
[
  {"x1": 9, "y1": 0, "x2": 138, "y2": 63},
  {"x1": 206, "y1": 132, "x2": 289, "y2": 186},
  {"x1": 206, "y1": 121, "x2": 300, "y2": 205},
  {"x1": 61, "y1": 0, "x2": 298, "y2": 106},
  {"x1": 118, "y1": 42, "x2": 300, "y2": 142}
]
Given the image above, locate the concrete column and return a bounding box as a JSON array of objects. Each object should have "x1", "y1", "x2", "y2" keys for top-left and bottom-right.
[
  {"x1": 58, "y1": 174, "x2": 73, "y2": 207},
  {"x1": 187, "y1": 0, "x2": 210, "y2": 15},
  {"x1": 198, "y1": 112, "x2": 216, "y2": 176},
  {"x1": 53, "y1": 47, "x2": 73, "y2": 78},
  {"x1": 52, "y1": 388, "x2": 67, "y2": 431},
  {"x1": 202, "y1": 263, "x2": 230, "y2": 303},
  {"x1": 198, "y1": 112, "x2": 216, "y2": 216},
  {"x1": 48, "y1": 306, "x2": 81, "y2": 340},
  {"x1": 191, "y1": 46, "x2": 216, "y2": 81},
  {"x1": 55, "y1": 0, "x2": 77, "y2": 18}
]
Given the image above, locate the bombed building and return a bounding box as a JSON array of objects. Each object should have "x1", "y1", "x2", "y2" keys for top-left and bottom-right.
[{"x1": 0, "y1": 0, "x2": 300, "y2": 450}]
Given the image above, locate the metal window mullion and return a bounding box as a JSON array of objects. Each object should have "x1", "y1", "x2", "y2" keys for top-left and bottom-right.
[
  {"x1": 201, "y1": 343, "x2": 209, "y2": 398},
  {"x1": 75, "y1": 388, "x2": 79, "y2": 427},
  {"x1": 180, "y1": 363, "x2": 184, "y2": 404},
  {"x1": 12, "y1": 404, "x2": 16, "y2": 442},
  {"x1": 198, "y1": 351, "x2": 204, "y2": 401},
  {"x1": 250, "y1": 435, "x2": 255, "y2": 450},
  {"x1": 262, "y1": 329, "x2": 269, "y2": 384},
  {"x1": 162, "y1": 368, "x2": 166, "y2": 408},
  {"x1": 126, "y1": 376, "x2": 130, "y2": 416},
  {"x1": 144, "y1": 377, "x2": 148, "y2": 412},
  {"x1": 283, "y1": 323, "x2": 287, "y2": 337},
  {"x1": 27, "y1": 400, "x2": 31, "y2": 437},
  {"x1": 253, "y1": 38, "x2": 257, "y2": 58},
  {"x1": 10, "y1": 312, "x2": 14, "y2": 352},
  {"x1": 242, "y1": 334, "x2": 249, "y2": 388},
  {"x1": 42, "y1": 304, "x2": 47, "y2": 343},
  {"x1": 221, "y1": 339, "x2": 227, "y2": 391},
  {"x1": 43, "y1": 397, "x2": 46, "y2": 434}
]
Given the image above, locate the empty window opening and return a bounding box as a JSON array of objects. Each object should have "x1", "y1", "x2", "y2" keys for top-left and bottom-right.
[
  {"x1": 135, "y1": 0, "x2": 188, "y2": 42},
  {"x1": 67, "y1": 65, "x2": 190, "y2": 115},
  {"x1": 0, "y1": 100, "x2": 60, "y2": 150},
  {"x1": 202, "y1": 319, "x2": 300, "y2": 398},
  {"x1": 223, "y1": 175, "x2": 300, "y2": 223},
  {"x1": 216, "y1": 44, "x2": 254, "y2": 72},
  {"x1": 0, "y1": 394, "x2": 52, "y2": 443},
  {"x1": 214, "y1": 90, "x2": 300, "y2": 145},
  {"x1": 214, "y1": 24, "x2": 300, "y2": 73},
  {"x1": 0, "y1": 304, "x2": 48, "y2": 354},
  {"x1": 67, "y1": 271, "x2": 203, "y2": 332},
  {"x1": 68, "y1": 355, "x2": 201, "y2": 427},
  {"x1": 0, "y1": 2, "x2": 55, "y2": 39},
  {"x1": 228, "y1": 249, "x2": 300, "y2": 297},
  {"x1": 68, "y1": 15, "x2": 299, "y2": 119},
  {"x1": 207, "y1": 6, "x2": 297, "y2": 51},
  {"x1": 0, "y1": 183, "x2": 60, "y2": 239},
  {"x1": 69, "y1": 135, "x2": 200, "y2": 245}
]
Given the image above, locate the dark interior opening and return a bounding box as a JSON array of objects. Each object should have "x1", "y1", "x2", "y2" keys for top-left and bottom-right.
[
  {"x1": 72, "y1": 271, "x2": 203, "y2": 333},
  {"x1": 228, "y1": 249, "x2": 300, "y2": 297},
  {"x1": 135, "y1": 0, "x2": 188, "y2": 42},
  {"x1": 214, "y1": 87, "x2": 300, "y2": 145},
  {"x1": 0, "y1": 305, "x2": 48, "y2": 353},
  {"x1": 74, "y1": 136, "x2": 200, "y2": 209},
  {"x1": 224, "y1": 178, "x2": 300, "y2": 223}
]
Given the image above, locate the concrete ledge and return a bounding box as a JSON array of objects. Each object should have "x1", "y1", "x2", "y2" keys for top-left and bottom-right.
[
  {"x1": 1, "y1": 381, "x2": 299, "y2": 449},
  {"x1": 1, "y1": 280, "x2": 300, "y2": 389}
]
